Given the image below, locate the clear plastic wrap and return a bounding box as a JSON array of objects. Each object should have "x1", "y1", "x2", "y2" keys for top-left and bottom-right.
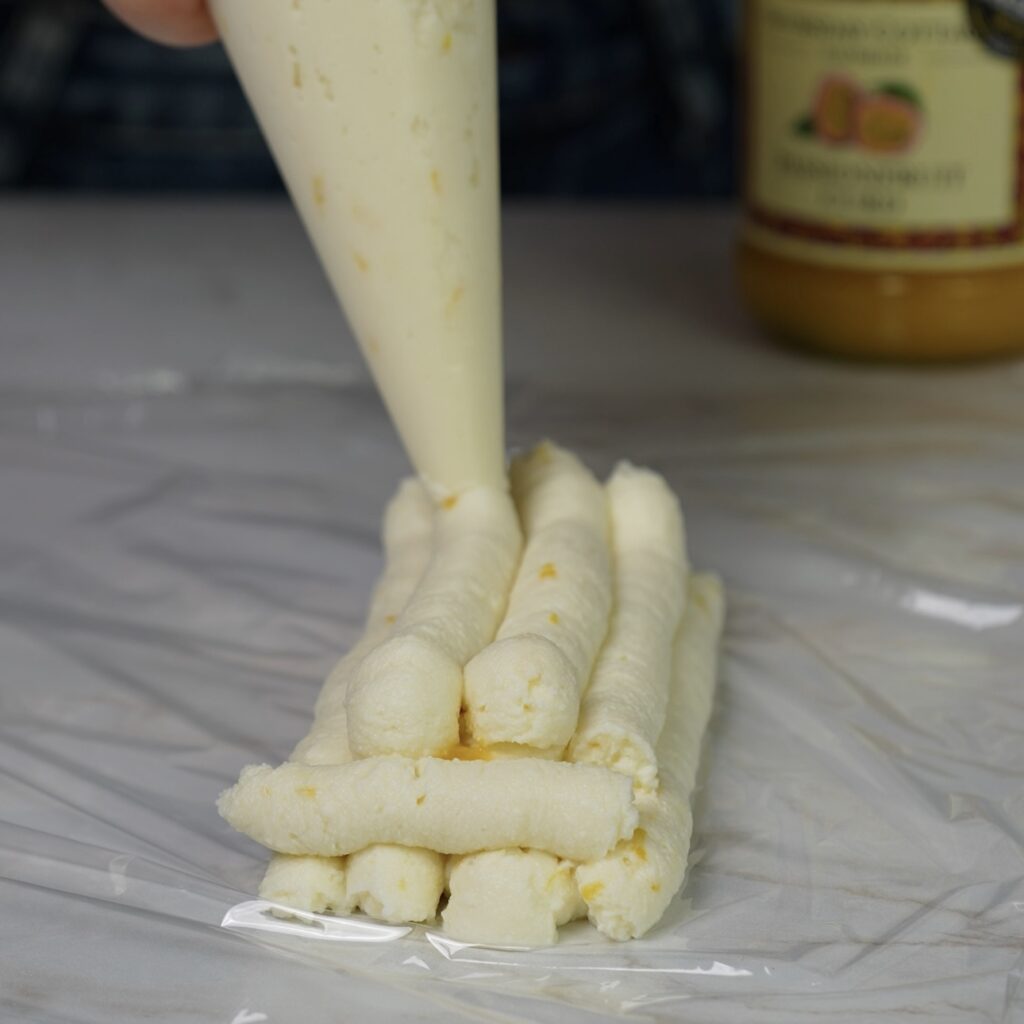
[{"x1": 2, "y1": 203, "x2": 1022, "y2": 1023}]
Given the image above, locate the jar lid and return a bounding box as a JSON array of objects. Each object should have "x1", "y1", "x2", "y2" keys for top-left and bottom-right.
[{"x1": 968, "y1": 0, "x2": 1024, "y2": 59}]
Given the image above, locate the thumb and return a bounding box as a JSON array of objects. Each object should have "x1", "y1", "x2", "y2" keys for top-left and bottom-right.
[{"x1": 102, "y1": 0, "x2": 218, "y2": 47}]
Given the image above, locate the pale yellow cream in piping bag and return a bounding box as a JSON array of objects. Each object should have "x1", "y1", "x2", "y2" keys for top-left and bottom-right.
[{"x1": 209, "y1": 0, "x2": 505, "y2": 494}]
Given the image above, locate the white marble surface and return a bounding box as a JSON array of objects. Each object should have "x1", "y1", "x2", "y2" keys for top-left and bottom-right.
[{"x1": 1, "y1": 201, "x2": 1022, "y2": 1023}]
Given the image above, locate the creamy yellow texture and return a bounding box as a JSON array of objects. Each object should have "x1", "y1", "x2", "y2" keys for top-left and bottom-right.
[{"x1": 210, "y1": 0, "x2": 505, "y2": 492}]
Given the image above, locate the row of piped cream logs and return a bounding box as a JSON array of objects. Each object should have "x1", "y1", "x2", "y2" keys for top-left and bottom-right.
[{"x1": 219, "y1": 442, "x2": 725, "y2": 945}]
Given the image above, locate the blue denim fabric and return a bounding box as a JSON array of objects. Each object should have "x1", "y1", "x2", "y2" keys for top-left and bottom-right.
[{"x1": 0, "y1": 0, "x2": 737, "y2": 195}]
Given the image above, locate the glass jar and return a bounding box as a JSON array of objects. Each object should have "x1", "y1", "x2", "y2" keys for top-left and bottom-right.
[{"x1": 738, "y1": 0, "x2": 1024, "y2": 361}]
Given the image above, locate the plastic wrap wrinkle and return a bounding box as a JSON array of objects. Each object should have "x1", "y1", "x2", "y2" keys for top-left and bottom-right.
[
  {"x1": 2, "y1": 204, "x2": 1024, "y2": 1022},
  {"x1": 222, "y1": 900, "x2": 413, "y2": 942}
]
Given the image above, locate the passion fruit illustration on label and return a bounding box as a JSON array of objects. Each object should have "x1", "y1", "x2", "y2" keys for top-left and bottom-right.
[
  {"x1": 794, "y1": 78, "x2": 924, "y2": 153},
  {"x1": 811, "y1": 74, "x2": 861, "y2": 143}
]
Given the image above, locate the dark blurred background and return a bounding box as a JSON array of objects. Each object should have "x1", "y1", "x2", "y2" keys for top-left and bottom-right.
[{"x1": 0, "y1": 0, "x2": 738, "y2": 197}]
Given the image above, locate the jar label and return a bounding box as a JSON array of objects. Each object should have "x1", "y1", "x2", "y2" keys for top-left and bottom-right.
[{"x1": 744, "y1": 0, "x2": 1024, "y2": 269}]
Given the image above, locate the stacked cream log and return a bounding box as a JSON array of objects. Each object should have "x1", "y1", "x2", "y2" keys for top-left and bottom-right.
[{"x1": 219, "y1": 443, "x2": 725, "y2": 945}]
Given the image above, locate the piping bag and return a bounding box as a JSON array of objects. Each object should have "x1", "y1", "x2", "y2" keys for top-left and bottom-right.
[{"x1": 208, "y1": 0, "x2": 505, "y2": 495}]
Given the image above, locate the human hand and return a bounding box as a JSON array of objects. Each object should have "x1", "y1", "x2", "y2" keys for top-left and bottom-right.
[{"x1": 101, "y1": 0, "x2": 218, "y2": 46}]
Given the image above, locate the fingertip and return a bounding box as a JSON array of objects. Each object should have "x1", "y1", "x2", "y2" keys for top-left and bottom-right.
[{"x1": 103, "y1": 0, "x2": 219, "y2": 47}]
